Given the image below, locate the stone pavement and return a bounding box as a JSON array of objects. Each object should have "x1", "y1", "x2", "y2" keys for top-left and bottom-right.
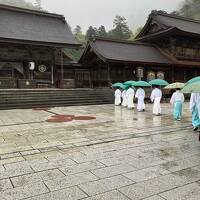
[{"x1": 0, "y1": 103, "x2": 200, "y2": 199}]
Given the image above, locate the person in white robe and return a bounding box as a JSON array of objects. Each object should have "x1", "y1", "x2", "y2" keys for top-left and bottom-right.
[
  {"x1": 135, "y1": 87, "x2": 145, "y2": 112},
  {"x1": 150, "y1": 86, "x2": 162, "y2": 115},
  {"x1": 114, "y1": 88, "x2": 122, "y2": 106},
  {"x1": 190, "y1": 93, "x2": 200, "y2": 131},
  {"x1": 122, "y1": 89, "x2": 127, "y2": 107},
  {"x1": 170, "y1": 89, "x2": 185, "y2": 121},
  {"x1": 126, "y1": 86, "x2": 135, "y2": 109}
]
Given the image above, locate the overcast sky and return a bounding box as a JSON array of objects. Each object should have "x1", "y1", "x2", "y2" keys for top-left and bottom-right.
[{"x1": 29, "y1": 0, "x2": 183, "y2": 32}]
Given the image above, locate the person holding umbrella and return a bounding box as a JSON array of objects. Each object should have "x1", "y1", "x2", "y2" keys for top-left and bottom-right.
[
  {"x1": 135, "y1": 87, "x2": 145, "y2": 112},
  {"x1": 170, "y1": 88, "x2": 185, "y2": 121},
  {"x1": 112, "y1": 83, "x2": 123, "y2": 106},
  {"x1": 122, "y1": 86, "x2": 128, "y2": 107},
  {"x1": 114, "y1": 87, "x2": 122, "y2": 106},
  {"x1": 133, "y1": 81, "x2": 150, "y2": 112},
  {"x1": 149, "y1": 79, "x2": 169, "y2": 116},
  {"x1": 126, "y1": 85, "x2": 135, "y2": 109},
  {"x1": 150, "y1": 85, "x2": 162, "y2": 116},
  {"x1": 181, "y1": 79, "x2": 200, "y2": 140},
  {"x1": 190, "y1": 93, "x2": 200, "y2": 131}
]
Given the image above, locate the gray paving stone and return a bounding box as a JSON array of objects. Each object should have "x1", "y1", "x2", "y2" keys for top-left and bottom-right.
[
  {"x1": 91, "y1": 163, "x2": 137, "y2": 178},
  {"x1": 79, "y1": 175, "x2": 133, "y2": 196},
  {"x1": 11, "y1": 169, "x2": 65, "y2": 187},
  {"x1": 0, "y1": 181, "x2": 48, "y2": 200},
  {"x1": 143, "y1": 196, "x2": 165, "y2": 200},
  {"x1": 99, "y1": 155, "x2": 137, "y2": 166},
  {"x1": 0, "y1": 179, "x2": 13, "y2": 192},
  {"x1": 59, "y1": 161, "x2": 105, "y2": 176},
  {"x1": 119, "y1": 173, "x2": 190, "y2": 200},
  {"x1": 20, "y1": 149, "x2": 41, "y2": 156},
  {"x1": 25, "y1": 186, "x2": 87, "y2": 200},
  {"x1": 161, "y1": 157, "x2": 199, "y2": 172},
  {"x1": 83, "y1": 190, "x2": 130, "y2": 200},
  {"x1": 45, "y1": 171, "x2": 98, "y2": 191},
  {"x1": 124, "y1": 165, "x2": 170, "y2": 182},
  {"x1": 0, "y1": 152, "x2": 21, "y2": 159},
  {"x1": 30, "y1": 158, "x2": 76, "y2": 171},
  {"x1": 0, "y1": 166, "x2": 34, "y2": 180},
  {"x1": 160, "y1": 182, "x2": 200, "y2": 200}
]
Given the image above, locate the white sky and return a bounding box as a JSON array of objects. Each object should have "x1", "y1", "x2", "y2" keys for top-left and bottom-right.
[{"x1": 28, "y1": 0, "x2": 183, "y2": 32}]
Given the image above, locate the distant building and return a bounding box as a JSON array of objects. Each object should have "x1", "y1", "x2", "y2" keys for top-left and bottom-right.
[
  {"x1": 80, "y1": 11, "x2": 200, "y2": 87},
  {"x1": 0, "y1": 4, "x2": 81, "y2": 88}
]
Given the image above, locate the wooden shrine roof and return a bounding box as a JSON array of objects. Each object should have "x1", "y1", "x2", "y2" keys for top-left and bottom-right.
[
  {"x1": 136, "y1": 11, "x2": 200, "y2": 40},
  {"x1": 80, "y1": 38, "x2": 172, "y2": 65},
  {"x1": 0, "y1": 4, "x2": 81, "y2": 47}
]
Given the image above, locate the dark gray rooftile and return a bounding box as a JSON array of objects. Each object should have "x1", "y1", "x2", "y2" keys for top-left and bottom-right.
[{"x1": 0, "y1": 4, "x2": 80, "y2": 46}]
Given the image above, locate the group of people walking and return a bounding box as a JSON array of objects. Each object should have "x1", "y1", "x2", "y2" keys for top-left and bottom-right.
[
  {"x1": 115, "y1": 85, "x2": 163, "y2": 115},
  {"x1": 115, "y1": 85, "x2": 200, "y2": 133},
  {"x1": 115, "y1": 85, "x2": 186, "y2": 118}
]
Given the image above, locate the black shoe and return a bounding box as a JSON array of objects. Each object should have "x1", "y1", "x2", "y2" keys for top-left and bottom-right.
[{"x1": 193, "y1": 127, "x2": 198, "y2": 131}]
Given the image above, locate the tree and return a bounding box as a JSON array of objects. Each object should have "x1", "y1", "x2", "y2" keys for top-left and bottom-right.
[
  {"x1": 109, "y1": 15, "x2": 132, "y2": 40},
  {"x1": 0, "y1": 0, "x2": 38, "y2": 9},
  {"x1": 172, "y1": 0, "x2": 200, "y2": 19},
  {"x1": 35, "y1": 0, "x2": 42, "y2": 10},
  {"x1": 129, "y1": 26, "x2": 143, "y2": 40},
  {"x1": 86, "y1": 26, "x2": 97, "y2": 39},
  {"x1": 73, "y1": 25, "x2": 86, "y2": 43},
  {"x1": 97, "y1": 26, "x2": 107, "y2": 37}
]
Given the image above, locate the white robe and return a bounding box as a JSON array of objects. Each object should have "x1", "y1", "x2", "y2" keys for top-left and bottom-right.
[
  {"x1": 114, "y1": 89, "x2": 121, "y2": 106},
  {"x1": 190, "y1": 93, "x2": 200, "y2": 118},
  {"x1": 135, "y1": 88, "x2": 145, "y2": 111},
  {"x1": 150, "y1": 88, "x2": 162, "y2": 115},
  {"x1": 122, "y1": 90, "x2": 127, "y2": 107},
  {"x1": 126, "y1": 88, "x2": 135, "y2": 109},
  {"x1": 170, "y1": 91, "x2": 184, "y2": 105}
]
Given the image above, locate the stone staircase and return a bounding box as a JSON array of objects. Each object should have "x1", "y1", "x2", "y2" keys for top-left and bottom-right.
[{"x1": 0, "y1": 88, "x2": 114, "y2": 110}]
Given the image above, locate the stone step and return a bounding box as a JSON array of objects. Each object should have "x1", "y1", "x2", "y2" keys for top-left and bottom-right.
[{"x1": 0, "y1": 88, "x2": 114, "y2": 110}]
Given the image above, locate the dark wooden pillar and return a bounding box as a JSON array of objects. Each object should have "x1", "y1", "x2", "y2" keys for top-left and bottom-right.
[
  {"x1": 107, "y1": 63, "x2": 111, "y2": 83},
  {"x1": 98, "y1": 63, "x2": 101, "y2": 88},
  {"x1": 60, "y1": 48, "x2": 64, "y2": 81},
  {"x1": 171, "y1": 65, "x2": 175, "y2": 82},
  {"x1": 183, "y1": 68, "x2": 187, "y2": 83}
]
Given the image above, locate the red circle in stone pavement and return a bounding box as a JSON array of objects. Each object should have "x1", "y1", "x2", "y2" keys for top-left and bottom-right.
[
  {"x1": 73, "y1": 116, "x2": 96, "y2": 120},
  {"x1": 46, "y1": 115, "x2": 74, "y2": 123}
]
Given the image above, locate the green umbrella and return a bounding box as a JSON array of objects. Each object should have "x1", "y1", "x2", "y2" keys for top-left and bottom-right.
[
  {"x1": 149, "y1": 79, "x2": 169, "y2": 86},
  {"x1": 112, "y1": 82, "x2": 124, "y2": 88},
  {"x1": 185, "y1": 76, "x2": 200, "y2": 86},
  {"x1": 124, "y1": 80, "x2": 136, "y2": 85},
  {"x1": 181, "y1": 81, "x2": 200, "y2": 93},
  {"x1": 164, "y1": 82, "x2": 185, "y2": 89},
  {"x1": 132, "y1": 81, "x2": 151, "y2": 87}
]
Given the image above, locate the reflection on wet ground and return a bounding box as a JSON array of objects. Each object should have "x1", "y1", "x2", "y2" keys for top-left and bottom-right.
[{"x1": 0, "y1": 103, "x2": 200, "y2": 199}]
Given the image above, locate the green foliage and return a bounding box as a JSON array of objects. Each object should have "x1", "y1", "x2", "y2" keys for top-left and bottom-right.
[
  {"x1": 97, "y1": 26, "x2": 107, "y2": 37},
  {"x1": 173, "y1": 0, "x2": 200, "y2": 20},
  {"x1": 73, "y1": 25, "x2": 86, "y2": 44},
  {"x1": 108, "y1": 15, "x2": 132, "y2": 40},
  {"x1": 64, "y1": 48, "x2": 84, "y2": 61},
  {"x1": 0, "y1": 0, "x2": 37, "y2": 9},
  {"x1": 130, "y1": 26, "x2": 143, "y2": 40},
  {"x1": 86, "y1": 26, "x2": 97, "y2": 39}
]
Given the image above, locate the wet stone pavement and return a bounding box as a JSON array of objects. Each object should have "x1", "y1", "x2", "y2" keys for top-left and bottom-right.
[{"x1": 0, "y1": 103, "x2": 200, "y2": 199}]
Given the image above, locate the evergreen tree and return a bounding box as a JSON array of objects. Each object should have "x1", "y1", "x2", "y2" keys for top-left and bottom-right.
[
  {"x1": 172, "y1": 0, "x2": 200, "y2": 20},
  {"x1": 73, "y1": 25, "x2": 86, "y2": 43},
  {"x1": 86, "y1": 26, "x2": 97, "y2": 39},
  {"x1": 0, "y1": 0, "x2": 38, "y2": 9},
  {"x1": 97, "y1": 26, "x2": 107, "y2": 37},
  {"x1": 109, "y1": 15, "x2": 132, "y2": 40}
]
